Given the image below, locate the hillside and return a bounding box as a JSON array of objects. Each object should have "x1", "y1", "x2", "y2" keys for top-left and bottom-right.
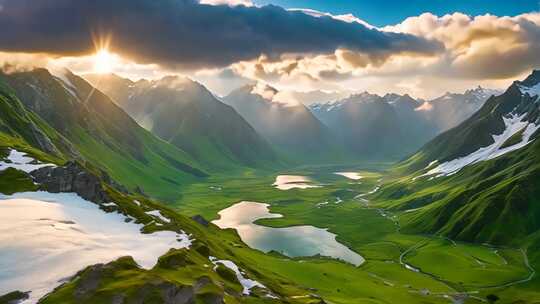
[
  {"x1": 0, "y1": 69, "x2": 207, "y2": 201},
  {"x1": 85, "y1": 74, "x2": 278, "y2": 170},
  {"x1": 223, "y1": 84, "x2": 349, "y2": 163},
  {"x1": 373, "y1": 70, "x2": 540, "y2": 245},
  {"x1": 310, "y1": 92, "x2": 433, "y2": 160}
]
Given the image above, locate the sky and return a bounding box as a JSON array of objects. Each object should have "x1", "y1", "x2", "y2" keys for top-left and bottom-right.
[
  {"x1": 0, "y1": 0, "x2": 540, "y2": 101},
  {"x1": 254, "y1": 0, "x2": 540, "y2": 26}
]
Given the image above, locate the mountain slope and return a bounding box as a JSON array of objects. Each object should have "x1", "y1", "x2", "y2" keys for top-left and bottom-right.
[
  {"x1": 415, "y1": 86, "x2": 501, "y2": 132},
  {"x1": 85, "y1": 74, "x2": 277, "y2": 170},
  {"x1": 310, "y1": 92, "x2": 434, "y2": 160},
  {"x1": 311, "y1": 88, "x2": 499, "y2": 161},
  {"x1": 0, "y1": 69, "x2": 207, "y2": 201},
  {"x1": 374, "y1": 70, "x2": 540, "y2": 245},
  {"x1": 223, "y1": 84, "x2": 347, "y2": 163}
]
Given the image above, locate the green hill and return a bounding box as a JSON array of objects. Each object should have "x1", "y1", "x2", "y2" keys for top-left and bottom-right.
[
  {"x1": 85, "y1": 74, "x2": 279, "y2": 171},
  {"x1": 0, "y1": 69, "x2": 208, "y2": 201},
  {"x1": 373, "y1": 70, "x2": 540, "y2": 245}
]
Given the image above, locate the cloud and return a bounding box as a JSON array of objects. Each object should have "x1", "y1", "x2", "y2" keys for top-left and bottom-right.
[
  {"x1": 227, "y1": 12, "x2": 540, "y2": 98},
  {"x1": 384, "y1": 12, "x2": 540, "y2": 79},
  {"x1": 289, "y1": 8, "x2": 375, "y2": 29},
  {"x1": 0, "y1": 0, "x2": 442, "y2": 70},
  {"x1": 199, "y1": 0, "x2": 253, "y2": 6}
]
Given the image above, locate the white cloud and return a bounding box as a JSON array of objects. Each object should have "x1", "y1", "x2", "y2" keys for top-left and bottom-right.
[
  {"x1": 199, "y1": 0, "x2": 253, "y2": 7},
  {"x1": 289, "y1": 8, "x2": 375, "y2": 29},
  {"x1": 227, "y1": 12, "x2": 540, "y2": 98}
]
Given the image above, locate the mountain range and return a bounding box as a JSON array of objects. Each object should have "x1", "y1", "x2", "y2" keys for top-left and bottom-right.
[
  {"x1": 0, "y1": 69, "x2": 207, "y2": 201},
  {"x1": 1, "y1": 66, "x2": 539, "y2": 303},
  {"x1": 310, "y1": 87, "x2": 499, "y2": 160},
  {"x1": 85, "y1": 74, "x2": 277, "y2": 170},
  {"x1": 222, "y1": 83, "x2": 349, "y2": 163},
  {"x1": 374, "y1": 70, "x2": 540, "y2": 245}
]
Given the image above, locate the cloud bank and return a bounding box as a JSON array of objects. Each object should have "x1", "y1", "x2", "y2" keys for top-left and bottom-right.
[
  {"x1": 226, "y1": 12, "x2": 540, "y2": 97},
  {"x1": 0, "y1": 0, "x2": 441, "y2": 70}
]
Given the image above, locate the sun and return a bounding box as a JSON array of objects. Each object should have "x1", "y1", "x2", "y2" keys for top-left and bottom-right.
[{"x1": 93, "y1": 49, "x2": 115, "y2": 74}]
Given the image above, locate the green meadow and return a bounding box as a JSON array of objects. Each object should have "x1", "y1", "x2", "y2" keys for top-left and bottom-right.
[{"x1": 164, "y1": 166, "x2": 538, "y2": 304}]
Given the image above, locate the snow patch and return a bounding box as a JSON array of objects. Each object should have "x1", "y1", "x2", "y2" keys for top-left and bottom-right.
[
  {"x1": 519, "y1": 83, "x2": 540, "y2": 101},
  {"x1": 209, "y1": 256, "x2": 266, "y2": 295},
  {"x1": 420, "y1": 113, "x2": 539, "y2": 178},
  {"x1": 0, "y1": 149, "x2": 55, "y2": 173},
  {"x1": 0, "y1": 191, "x2": 191, "y2": 303},
  {"x1": 146, "y1": 210, "x2": 171, "y2": 223},
  {"x1": 334, "y1": 172, "x2": 362, "y2": 180}
]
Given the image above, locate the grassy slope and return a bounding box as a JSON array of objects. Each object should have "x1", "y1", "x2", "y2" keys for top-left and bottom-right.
[
  {"x1": 169, "y1": 167, "x2": 537, "y2": 303},
  {"x1": 85, "y1": 74, "x2": 280, "y2": 172},
  {"x1": 0, "y1": 70, "x2": 211, "y2": 202}
]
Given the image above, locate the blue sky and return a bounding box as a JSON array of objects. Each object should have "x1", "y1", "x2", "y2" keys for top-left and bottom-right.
[{"x1": 254, "y1": 0, "x2": 540, "y2": 26}]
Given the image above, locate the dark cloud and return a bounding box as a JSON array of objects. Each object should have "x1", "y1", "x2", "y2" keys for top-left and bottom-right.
[{"x1": 0, "y1": 0, "x2": 443, "y2": 69}]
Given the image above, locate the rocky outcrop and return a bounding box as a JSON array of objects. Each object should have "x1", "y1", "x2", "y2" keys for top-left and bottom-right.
[
  {"x1": 0, "y1": 291, "x2": 30, "y2": 304},
  {"x1": 191, "y1": 215, "x2": 210, "y2": 227},
  {"x1": 28, "y1": 122, "x2": 58, "y2": 155},
  {"x1": 55, "y1": 256, "x2": 223, "y2": 304},
  {"x1": 30, "y1": 161, "x2": 109, "y2": 203}
]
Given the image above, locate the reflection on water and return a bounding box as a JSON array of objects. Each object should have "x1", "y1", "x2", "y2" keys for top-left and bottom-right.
[
  {"x1": 272, "y1": 175, "x2": 320, "y2": 190},
  {"x1": 0, "y1": 192, "x2": 190, "y2": 303},
  {"x1": 335, "y1": 172, "x2": 362, "y2": 180},
  {"x1": 213, "y1": 201, "x2": 364, "y2": 266}
]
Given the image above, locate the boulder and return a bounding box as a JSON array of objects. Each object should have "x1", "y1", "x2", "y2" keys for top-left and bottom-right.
[{"x1": 30, "y1": 161, "x2": 108, "y2": 203}]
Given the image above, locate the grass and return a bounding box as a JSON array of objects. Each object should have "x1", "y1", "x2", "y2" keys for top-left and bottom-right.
[
  {"x1": 166, "y1": 166, "x2": 536, "y2": 303},
  {"x1": 0, "y1": 168, "x2": 38, "y2": 194},
  {"x1": 0, "y1": 127, "x2": 537, "y2": 303}
]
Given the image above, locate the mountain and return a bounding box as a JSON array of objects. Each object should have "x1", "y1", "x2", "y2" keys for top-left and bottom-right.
[
  {"x1": 222, "y1": 83, "x2": 347, "y2": 162},
  {"x1": 310, "y1": 88, "x2": 499, "y2": 161},
  {"x1": 0, "y1": 68, "x2": 207, "y2": 201},
  {"x1": 374, "y1": 70, "x2": 540, "y2": 245},
  {"x1": 310, "y1": 92, "x2": 434, "y2": 160},
  {"x1": 281, "y1": 89, "x2": 351, "y2": 106},
  {"x1": 85, "y1": 74, "x2": 277, "y2": 170},
  {"x1": 0, "y1": 118, "x2": 311, "y2": 304},
  {"x1": 415, "y1": 86, "x2": 502, "y2": 132}
]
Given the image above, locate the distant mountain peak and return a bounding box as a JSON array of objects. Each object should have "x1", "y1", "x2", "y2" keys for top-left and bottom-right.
[
  {"x1": 519, "y1": 69, "x2": 540, "y2": 87},
  {"x1": 515, "y1": 70, "x2": 540, "y2": 100}
]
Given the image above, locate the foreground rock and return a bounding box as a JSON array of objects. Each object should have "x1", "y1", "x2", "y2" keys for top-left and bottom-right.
[
  {"x1": 30, "y1": 161, "x2": 109, "y2": 203},
  {"x1": 0, "y1": 291, "x2": 30, "y2": 304}
]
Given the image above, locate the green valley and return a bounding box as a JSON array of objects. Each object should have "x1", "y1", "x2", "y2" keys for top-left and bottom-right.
[{"x1": 1, "y1": 3, "x2": 540, "y2": 302}]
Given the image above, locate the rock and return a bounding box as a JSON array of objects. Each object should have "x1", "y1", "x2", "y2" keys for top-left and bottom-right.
[
  {"x1": 134, "y1": 185, "x2": 147, "y2": 197},
  {"x1": 111, "y1": 294, "x2": 125, "y2": 304},
  {"x1": 73, "y1": 264, "x2": 106, "y2": 300},
  {"x1": 156, "y1": 249, "x2": 196, "y2": 269},
  {"x1": 159, "y1": 283, "x2": 195, "y2": 304},
  {"x1": 191, "y1": 215, "x2": 209, "y2": 227},
  {"x1": 30, "y1": 161, "x2": 109, "y2": 203},
  {"x1": 28, "y1": 122, "x2": 58, "y2": 155},
  {"x1": 0, "y1": 290, "x2": 30, "y2": 304}
]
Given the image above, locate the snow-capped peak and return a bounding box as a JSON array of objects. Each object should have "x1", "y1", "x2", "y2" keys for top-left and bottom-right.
[
  {"x1": 465, "y1": 86, "x2": 501, "y2": 100},
  {"x1": 516, "y1": 70, "x2": 540, "y2": 101}
]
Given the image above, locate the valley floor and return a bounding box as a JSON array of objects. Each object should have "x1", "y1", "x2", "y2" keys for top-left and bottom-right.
[{"x1": 170, "y1": 165, "x2": 539, "y2": 304}]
